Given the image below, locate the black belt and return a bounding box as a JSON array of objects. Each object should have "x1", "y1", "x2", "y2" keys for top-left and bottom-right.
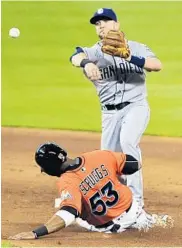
[
  {"x1": 102, "y1": 102, "x2": 130, "y2": 111},
  {"x1": 95, "y1": 203, "x2": 132, "y2": 230}
]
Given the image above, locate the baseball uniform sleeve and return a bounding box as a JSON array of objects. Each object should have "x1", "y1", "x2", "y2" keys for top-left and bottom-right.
[
  {"x1": 110, "y1": 152, "x2": 126, "y2": 174},
  {"x1": 56, "y1": 178, "x2": 82, "y2": 216},
  {"x1": 141, "y1": 44, "x2": 156, "y2": 58},
  {"x1": 78, "y1": 43, "x2": 101, "y2": 62},
  {"x1": 110, "y1": 152, "x2": 140, "y2": 175}
]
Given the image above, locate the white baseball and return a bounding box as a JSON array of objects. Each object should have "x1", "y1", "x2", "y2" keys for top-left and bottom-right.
[{"x1": 9, "y1": 27, "x2": 20, "y2": 38}]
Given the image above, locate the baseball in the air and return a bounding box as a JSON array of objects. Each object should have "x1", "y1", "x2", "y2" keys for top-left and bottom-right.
[{"x1": 9, "y1": 27, "x2": 20, "y2": 38}]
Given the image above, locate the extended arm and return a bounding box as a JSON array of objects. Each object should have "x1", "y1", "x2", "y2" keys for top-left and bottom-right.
[
  {"x1": 126, "y1": 55, "x2": 162, "y2": 72},
  {"x1": 70, "y1": 50, "x2": 101, "y2": 81},
  {"x1": 143, "y1": 57, "x2": 162, "y2": 71},
  {"x1": 8, "y1": 210, "x2": 75, "y2": 240},
  {"x1": 71, "y1": 52, "x2": 87, "y2": 67},
  {"x1": 101, "y1": 30, "x2": 162, "y2": 72}
]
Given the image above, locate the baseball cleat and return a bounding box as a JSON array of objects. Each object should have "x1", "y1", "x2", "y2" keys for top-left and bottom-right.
[{"x1": 151, "y1": 214, "x2": 174, "y2": 229}]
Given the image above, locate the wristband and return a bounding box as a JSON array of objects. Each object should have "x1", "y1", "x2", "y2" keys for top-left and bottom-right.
[
  {"x1": 129, "y1": 55, "x2": 145, "y2": 68},
  {"x1": 80, "y1": 59, "x2": 92, "y2": 68},
  {"x1": 32, "y1": 225, "x2": 48, "y2": 238}
]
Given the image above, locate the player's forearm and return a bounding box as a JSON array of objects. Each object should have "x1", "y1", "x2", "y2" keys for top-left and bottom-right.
[
  {"x1": 71, "y1": 52, "x2": 87, "y2": 67},
  {"x1": 32, "y1": 214, "x2": 66, "y2": 239},
  {"x1": 9, "y1": 210, "x2": 76, "y2": 240},
  {"x1": 143, "y1": 57, "x2": 162, "y2": 72},
  {"x1": 126, "y1": 55, "x2": 162, "y2": 72},
  {"x1": 44, "y1": 214, "x2": 66, "y2": 233}
]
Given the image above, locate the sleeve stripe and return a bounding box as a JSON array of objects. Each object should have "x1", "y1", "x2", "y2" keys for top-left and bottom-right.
[{"x1": 60, "y1": 205, "x2": 79, "y2": 217}]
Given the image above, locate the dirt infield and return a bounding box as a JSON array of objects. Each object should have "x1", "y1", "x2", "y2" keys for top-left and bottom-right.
[{"x1": 2, "y1": 127, "x2": 182, "y2": 247}]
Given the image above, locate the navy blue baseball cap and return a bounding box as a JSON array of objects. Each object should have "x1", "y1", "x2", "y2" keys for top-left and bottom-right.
[{"x1": 90, "y1": 8, "x2": 117, "y2": 24}]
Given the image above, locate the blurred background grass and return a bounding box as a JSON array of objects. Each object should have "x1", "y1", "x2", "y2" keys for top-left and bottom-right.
[
  {"x1": 1, "y1": 241, "x2": 12, "y2": 247},
  {"x1": 2, "y1": 1, "x2": 182, "y2": 136}
]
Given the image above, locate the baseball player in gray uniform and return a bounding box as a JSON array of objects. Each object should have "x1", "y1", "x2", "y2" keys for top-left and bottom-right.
[{"x1": 70, "y1": 8, "x2": 162, "y2": 208}]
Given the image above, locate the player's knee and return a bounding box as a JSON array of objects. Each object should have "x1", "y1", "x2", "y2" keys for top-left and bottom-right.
[
  {"x1": 120, "y1": 140, "x2": 134, "y2": 151},
  {"x1": 120, "y1": 141, "x2": 140, "y2": 161}
]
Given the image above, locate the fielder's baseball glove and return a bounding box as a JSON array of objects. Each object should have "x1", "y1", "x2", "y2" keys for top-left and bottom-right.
[{"x1": 101, "y1": 30, "x2": 130, "y2": 59}]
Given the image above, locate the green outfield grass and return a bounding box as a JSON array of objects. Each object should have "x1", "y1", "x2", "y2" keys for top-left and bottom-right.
[
  {"x1": 1, "y1": 241, "x2": 13, "y2": 247},
  {"x1": 2, "y1": 1, "x2": 182, "y2": 136}
]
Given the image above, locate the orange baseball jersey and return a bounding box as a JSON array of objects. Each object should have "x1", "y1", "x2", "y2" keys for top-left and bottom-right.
[{"x1": 57, "y1": 150, "x2": 132, "y2": 226}]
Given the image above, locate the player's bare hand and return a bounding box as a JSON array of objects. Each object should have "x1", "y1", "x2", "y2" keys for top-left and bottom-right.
[
  {"x1": 8, "y1": 231, "x2": 36, "y2": 240},
  {"x1": 84, "y1": 63, "x2": 102, "y2": 81}
]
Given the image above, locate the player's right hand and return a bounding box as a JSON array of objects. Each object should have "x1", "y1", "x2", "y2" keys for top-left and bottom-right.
[
  {"x1": 84, "y1": 63, "x2": 102, "y2": 81},
  {"x1": 8, "y1": 231, "x2": 36, "y2": 240}
]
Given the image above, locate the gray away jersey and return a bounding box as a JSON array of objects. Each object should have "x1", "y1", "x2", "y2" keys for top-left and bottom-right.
[{"x1": 80, "y1": 41, "x2": 156, "y2": 105}]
